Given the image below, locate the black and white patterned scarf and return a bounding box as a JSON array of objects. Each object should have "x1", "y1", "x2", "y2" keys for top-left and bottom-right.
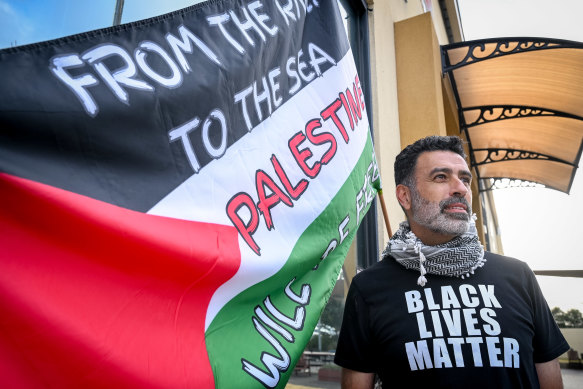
[{"x1": 382, "y1": 216, "x2": 485, "y2": 286}]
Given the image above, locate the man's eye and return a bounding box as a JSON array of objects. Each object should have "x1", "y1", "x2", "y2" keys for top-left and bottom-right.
[
  {"x1": 434, "y1": 174, "x2": 446, "y2": 180},
  {"x1": 461, "y1": 177, "x2": 472, "y2": 184}
]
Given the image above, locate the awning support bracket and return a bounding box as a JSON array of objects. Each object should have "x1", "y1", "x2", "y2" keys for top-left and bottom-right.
[
  {"x1": 462, "y1": 105, "x2": 583, "y2": 128},
  {"x1": 442, "y1": 37, "x2": 583, "y2": 72},
  {"x1": 479, "y1": 178, "x2": 542, "y2": 192},
  {"x1": 472, "y1": 147, "x2": 577, "y2": 168}
]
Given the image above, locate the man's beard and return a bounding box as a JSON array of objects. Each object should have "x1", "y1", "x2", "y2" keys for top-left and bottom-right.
[{"x1": 410, "y1": 187, "x2": 471, "y2": 236}]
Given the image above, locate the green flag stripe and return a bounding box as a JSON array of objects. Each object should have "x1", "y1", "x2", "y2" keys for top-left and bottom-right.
[{"x1": 206, "y1": 130, "x2": 379, "y2": 389}]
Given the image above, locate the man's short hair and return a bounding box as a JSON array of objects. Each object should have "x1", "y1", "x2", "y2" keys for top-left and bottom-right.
[{"x1": 394, "y1": 135, "x2": 467, "y2": 187}]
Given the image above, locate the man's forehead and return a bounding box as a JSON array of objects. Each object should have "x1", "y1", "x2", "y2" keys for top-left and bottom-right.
[{"x1": 416, "y1": 150, "x2": 470, "y2": 173}]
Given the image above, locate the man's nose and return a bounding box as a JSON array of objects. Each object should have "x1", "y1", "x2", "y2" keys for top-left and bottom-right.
[{"x1": 450, "y1": 177, "x2": 469, "y2": 197}]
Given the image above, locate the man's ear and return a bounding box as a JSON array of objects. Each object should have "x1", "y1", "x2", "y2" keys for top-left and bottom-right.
[{"x1": 396, "y1": 184, "x2": 412, "y2": 211}]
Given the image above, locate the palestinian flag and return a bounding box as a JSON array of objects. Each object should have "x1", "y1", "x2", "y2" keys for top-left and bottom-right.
[{"x1": 0, "y1": 1, "x2": 380, "y2": 388}]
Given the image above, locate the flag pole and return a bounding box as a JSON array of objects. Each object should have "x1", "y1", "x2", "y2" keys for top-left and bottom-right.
[
  {"x1": 113, "y1": 0, "x2": 125, "y2": 26},
  {"x1": 377, "y1": 189, "x2": 392, "y2": 238}
]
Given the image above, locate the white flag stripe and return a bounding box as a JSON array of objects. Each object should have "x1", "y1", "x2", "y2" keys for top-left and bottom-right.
[{"x1": 147, "y1": 49, "x2": 369, "y2": 328}]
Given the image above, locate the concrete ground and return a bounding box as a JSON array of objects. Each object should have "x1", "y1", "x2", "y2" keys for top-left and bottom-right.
[
  {"x1": 562, "y1": 367, "x2": 583, "y2": 389},
  {"x1": 286, "y1": 366, "x2": 339, "y2": 389},
  {"x1": 286, "y1": 367, "x2": 583, "y2": 389}
]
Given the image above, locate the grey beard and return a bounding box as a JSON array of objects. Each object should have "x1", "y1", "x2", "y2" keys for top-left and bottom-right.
[{"x1": 411, "y1": 191, "x2": 470, "y2": 236}]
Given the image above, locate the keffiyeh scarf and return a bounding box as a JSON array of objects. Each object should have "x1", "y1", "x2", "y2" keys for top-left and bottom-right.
[{"x1": 383, "y1": 216, "x2": 485, "y2": 286}]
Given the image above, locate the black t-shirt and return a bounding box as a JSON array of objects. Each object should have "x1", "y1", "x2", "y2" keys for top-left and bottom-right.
[{"x1": 334, "y1": 252, "x2": 569, "y2": 388}]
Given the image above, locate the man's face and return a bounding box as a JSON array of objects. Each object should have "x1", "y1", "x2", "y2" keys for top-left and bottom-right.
[{"x1": 405, "y1": 151, "x2": 473, "y2": 243}]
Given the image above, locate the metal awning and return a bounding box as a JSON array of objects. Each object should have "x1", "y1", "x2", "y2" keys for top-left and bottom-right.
[{"x1": 442, "y1": 37, "x2": 583, "y2": 193}]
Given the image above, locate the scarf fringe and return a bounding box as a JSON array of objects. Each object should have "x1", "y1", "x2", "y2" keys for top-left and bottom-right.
[{"x1": 417, "y1": 247, "x2": 427, "y2": 286}]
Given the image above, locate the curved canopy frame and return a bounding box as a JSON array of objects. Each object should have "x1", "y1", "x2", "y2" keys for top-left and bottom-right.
[{"x1": 442, "y1": 37, "x2": 583, "y2": 193}]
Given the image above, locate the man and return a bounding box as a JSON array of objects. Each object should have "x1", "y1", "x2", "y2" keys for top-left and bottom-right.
[{"x1": 334, "y1": 136, "x2": 569, "y2": 388}]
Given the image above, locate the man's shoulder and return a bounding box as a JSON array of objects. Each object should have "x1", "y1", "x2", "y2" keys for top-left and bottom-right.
[
  {"x1": 483, "y1": 251, "x2": 532, "y2": 274},
  {"x1": 350, "y1": 258, "x2": 385, "y2": 285},
  {"x1": 354, "y1": 257, "x2": 394, "y2": 276},
  {"x1": 348, "y1": 258, "x2": 413, "y2": 303},
  {"x1": 351, "y1": 256, "x2": 410, "y2": 288},
  {"x1": 484, "y1": 251, "x2": 528, "y2": 265}
]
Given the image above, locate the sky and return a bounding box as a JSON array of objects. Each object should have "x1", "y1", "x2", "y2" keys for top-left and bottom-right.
[
  {"x1": 457, "y1": 0, "x2": 583, "y2": 312},
  {"x1": 0, "y1": 1, "x2": 115, "y2": 48},
  {"x1": 0, "y1": 0, "x2": 204, "y2": 49},
  {"x1": 0, "y1": 0, "x2": 581, "y2": 311}
]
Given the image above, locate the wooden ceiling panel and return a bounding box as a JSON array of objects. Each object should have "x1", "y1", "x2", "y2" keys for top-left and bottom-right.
[{"x1": 442, "y1": 38, "x2": 583, "y2": 193}]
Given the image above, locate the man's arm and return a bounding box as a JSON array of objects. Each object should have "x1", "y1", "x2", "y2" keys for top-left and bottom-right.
[
  {"x1": 341, "y1": 367, "x2": 374, "y2": 389},
  {"x1": 535, "y1": 358, "x2": 563, "y2": 389}
]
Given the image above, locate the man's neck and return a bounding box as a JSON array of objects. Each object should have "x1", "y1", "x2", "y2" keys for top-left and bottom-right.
[{"x1": 408, "y1": 222, "x2": 458, "y2": 246}]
